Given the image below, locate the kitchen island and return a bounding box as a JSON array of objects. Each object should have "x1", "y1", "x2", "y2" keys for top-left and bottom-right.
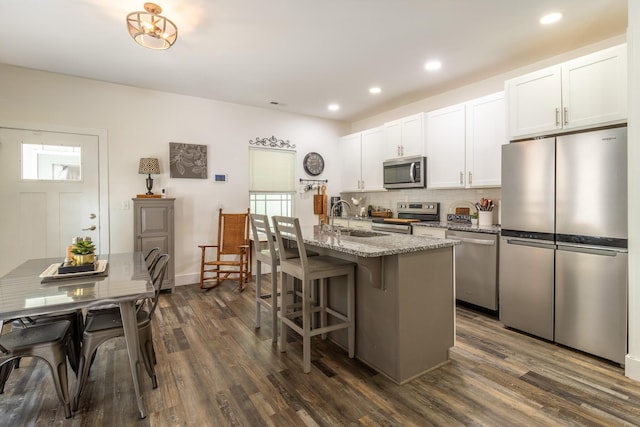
[{"x1": 300, "y1": 226, "x2": 458, "y2": 384}]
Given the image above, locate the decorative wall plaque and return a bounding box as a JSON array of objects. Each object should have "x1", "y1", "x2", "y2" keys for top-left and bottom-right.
[{"x1": 169, "y1": 142, "x2": 207, "y2": 179}]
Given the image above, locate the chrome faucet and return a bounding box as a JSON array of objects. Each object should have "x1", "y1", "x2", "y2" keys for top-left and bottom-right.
[{"x1": 330, "y1": 199, "x2": 352, "y2": 232}]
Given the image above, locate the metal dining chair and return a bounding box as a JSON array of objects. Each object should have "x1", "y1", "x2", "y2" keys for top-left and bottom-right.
[
  {"x1": 72, "y1": 254, "x2": 169, "y2": 411},
  {"x1": 0, "y1": 320, "x2": 73, "y2": 418},
  {"x1": 144, "y1": 246, "x2": 161, "y2": 277},
  {"x1": 8, "y1": 309, "x2": 83, "y2": 375}
]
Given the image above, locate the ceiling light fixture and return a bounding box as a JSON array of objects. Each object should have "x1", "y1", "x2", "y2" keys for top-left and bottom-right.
[
  {"x1": 328, "y1": 104, "x2": 340, "y2": 112},
  {"x1": 540, "y1": 12, "x2": 563, "y2": 25},
  {"x1": 424, "y1": 60, "x2": 442, "y2": 72},
  {"x1": 369, "y1": 87, "x2": 382, "y2": 94},
  {"x1": 127, "y1": 3, "x2": 178, "y2": 50}
]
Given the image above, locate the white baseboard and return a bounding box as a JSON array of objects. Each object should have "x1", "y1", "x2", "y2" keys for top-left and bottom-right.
[
  {"x1": 626, "y1": 354, "x2": 640, "y2": 381},
  {"x1": 175, "y1": 273, "x2": 200, "y2": 287},
  {"x1": 174, "y1": 272, "x2": 258, "y2": 287}
]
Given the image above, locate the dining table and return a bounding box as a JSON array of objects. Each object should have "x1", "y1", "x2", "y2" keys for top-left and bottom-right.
[{"x1": 0, "y1": 252, "x2": 154, "y2": 419}]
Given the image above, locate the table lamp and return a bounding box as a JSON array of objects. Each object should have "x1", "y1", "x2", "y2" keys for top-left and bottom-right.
[{"x1": 138, "y1": 158, "x2": 160, "y2": 195}]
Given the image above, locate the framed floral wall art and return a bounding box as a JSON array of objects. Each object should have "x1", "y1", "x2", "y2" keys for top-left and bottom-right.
[{"x1": 169, "y1": 142, "x2": 207, "y2": 179}]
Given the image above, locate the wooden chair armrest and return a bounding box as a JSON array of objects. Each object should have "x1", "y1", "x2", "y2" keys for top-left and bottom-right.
[{"x1": 198, "y1": 245, "x2": 219, "y2": 249}]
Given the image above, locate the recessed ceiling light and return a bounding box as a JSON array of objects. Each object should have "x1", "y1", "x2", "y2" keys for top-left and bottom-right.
[
  {"x1": 424, "y1": 60, "x2": 442, "y2": 72},
  {"x1": 328, "y1": 103, "x2": 340, "y2": 111},
  {"x1": 369, "y1": 87, "x2": 382, "y2": 94},
  {"x1": 540, "y1": 12, "x2": 562, "y2": 25}
]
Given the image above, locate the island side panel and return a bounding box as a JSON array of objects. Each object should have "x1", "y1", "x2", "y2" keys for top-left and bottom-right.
[
  {"x1": 305, "y1": 242, "x2": 455, "y2": 384},
  {"x1": 397, "y1": 246, "x2": 455, "y2": 383},
  {"x1": 355, "y1": 255, "x2": 400, "y2": 380}
]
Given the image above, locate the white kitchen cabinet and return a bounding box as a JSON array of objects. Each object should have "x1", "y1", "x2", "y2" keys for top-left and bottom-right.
[
  {"x1": 412, "y1": 226, "x2": 447, "y2": 239},
  {"x1": 427, "y1": 93, "x2": 505, "y2": 189},
  {"x1": 332, "y1": 218, "x2": 372, "y2": 230},
  {"x1": 332, "y1": 218, "x2": 350, "y2": 228},
  {"x1": 339, "y1": 132, "x2": 362, "y2": 192},
  {"x1": 339, "y1": 127, "x2": 385, "y2": 192},
  {"x1": 507, "y1": 44, "x2": 627, "y2": 139},
  {"x1": 383, "y1": 113, "x2": 424, "y2": 159},
  {"x1": 361, "y1": 127, "x2": 385, "y2": 191},
  {"x1": 465, "y1": 92, "x2": 506, "y2": 187},
  {"x1": 426, "y1": 103, "x2": 466, "y2": 188}
]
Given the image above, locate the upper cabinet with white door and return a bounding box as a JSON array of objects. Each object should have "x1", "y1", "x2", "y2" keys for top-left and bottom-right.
[
  {"x1": 339, "y1": 127, "x2": 386, "y2": 192},
  {"x1": 383, "y1": 113, "x2": 424, "y2": 158},
  {"x1": 339, "y1": 132, "x2": 363, "y2": 192},
  {"x1": 427, "y1": 92, "x2": 506, "y2": 189},
  {"x1": 466, "y1": 92, "x2": 506, "y2": 187},
  {"x1": 360, "y1": 126, "x2": 385, "y2": 191},
  {"x1": 426, "y1": 103, "x2": 466, "y2": 188},
  {"x1": 506, "y1": 44, "x2": 627, "y2": 140}
]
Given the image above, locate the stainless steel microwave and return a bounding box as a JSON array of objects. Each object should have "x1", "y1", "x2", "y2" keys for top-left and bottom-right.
[{"x1": 383, "y1": 156, "x2": 426, "y2": 189}]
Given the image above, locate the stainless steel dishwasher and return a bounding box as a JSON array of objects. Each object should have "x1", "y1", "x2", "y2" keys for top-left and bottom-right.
[{"x1": 446, "y1": 230, "x2": 498, "y2": 311}]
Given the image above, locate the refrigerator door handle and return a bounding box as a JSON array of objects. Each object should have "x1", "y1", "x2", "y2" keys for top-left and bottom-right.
[
  {"x1": 557, "y1": 244, "x2": 621, "y2": 257},
  {"x1": 506, "y1": 239, "x2": 555, "y2": 249}
]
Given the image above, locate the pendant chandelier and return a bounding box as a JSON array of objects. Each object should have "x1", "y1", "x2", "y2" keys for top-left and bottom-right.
[{"x1": 126, "y1": 3, "x2": 178, "y2": 50}]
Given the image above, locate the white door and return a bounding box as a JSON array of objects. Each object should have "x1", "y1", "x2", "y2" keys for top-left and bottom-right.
[
  {"x1": 399, "y1": 113, "x2": 424, "y2": 157},
  {"x1": 506, "y1": 65, "x2": 562, "y2": 139},
  {"x1": 426, "y1": 103, "x2": 466, "y2": 188},
  {"x1": 561, "y1": 44, "x2": 627, "y2": 131},
  {"x1": 465, "y1": 92, "x2": 506, "y2": 188},
  {"x1": 0, "y1": 127, "x2": 101, "y2": 276},
  {"x1": 339, "y1": 132, "x2": 362, "y2": 191},
  {"x1": 361, "y1": 127, "x2": 385, "y2": 191}
]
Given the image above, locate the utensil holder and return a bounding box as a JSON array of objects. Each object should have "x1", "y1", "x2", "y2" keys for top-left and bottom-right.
[{"x1": 478, "y1": 211, "x2": 492, "y2": 226}]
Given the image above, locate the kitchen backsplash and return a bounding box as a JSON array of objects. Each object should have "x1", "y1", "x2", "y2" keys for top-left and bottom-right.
[{"x1": 340, "y1": 188, "x2": 503, "y2": 223}]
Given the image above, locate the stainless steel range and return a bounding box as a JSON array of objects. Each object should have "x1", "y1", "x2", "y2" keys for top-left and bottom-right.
[{"x1": 371, "y1": 202, "x2": 440, "y2": 234}]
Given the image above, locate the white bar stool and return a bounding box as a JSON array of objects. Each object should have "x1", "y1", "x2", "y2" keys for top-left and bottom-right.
[
  {"x1": 272, "y1": 216, "x2": 355, "y2": 373},
  {"x1": 250, "y1": 214, "x2": 317, "y2": 343},
  {"x1": 250, "y1": 214, "x2": 283, "y2": 343}
]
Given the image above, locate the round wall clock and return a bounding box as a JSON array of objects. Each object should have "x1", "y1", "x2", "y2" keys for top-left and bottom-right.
[{"x1": 303, "y1": 152, "x2": 325, "y2": 176}]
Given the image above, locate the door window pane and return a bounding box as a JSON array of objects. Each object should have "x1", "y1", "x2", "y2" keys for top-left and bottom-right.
[{"x1": 21, "y1": 143, "x2": 81, "y2": 181}]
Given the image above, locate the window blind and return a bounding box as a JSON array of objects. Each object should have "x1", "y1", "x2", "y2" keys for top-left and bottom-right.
[{"x1": 249, "y1": 148, "x2": 296, "y2": 192}]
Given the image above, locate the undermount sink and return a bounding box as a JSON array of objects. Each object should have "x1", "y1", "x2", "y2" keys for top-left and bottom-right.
[{"x1": 339, "y1": 229, "x2": 386, "y2": 237}]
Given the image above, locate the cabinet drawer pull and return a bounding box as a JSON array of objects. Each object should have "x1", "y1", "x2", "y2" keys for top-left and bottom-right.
[
  {"x1": 459, "y1": 172, "x2": 463, "y2": 185},
  {"x1": 563, "y1": 107, "x2": 568, "y2": 125},
  {"x1": 468, "y1": 171, "x2": 472, "y2": 185},
  {"x1": 555, "y1": 108, "x2": 560, "y2": 126}
]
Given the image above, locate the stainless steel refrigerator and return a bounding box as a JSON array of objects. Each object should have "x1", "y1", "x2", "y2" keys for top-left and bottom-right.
[{"x1": 500, "y1": 126, "x2": 627, "y2": 364}]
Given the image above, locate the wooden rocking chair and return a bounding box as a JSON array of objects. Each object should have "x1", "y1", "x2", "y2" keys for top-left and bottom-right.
[{"x1": 199, "y1": 208, "x2": 250, "y2": 291}]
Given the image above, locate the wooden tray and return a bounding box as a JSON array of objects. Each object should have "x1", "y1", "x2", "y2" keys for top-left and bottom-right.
[
  {"x1": 40, "y1": 259, "x2": 109, "y2": 281},
  {"x1": 371, "y1": 211, "x2": 392, "y2": 218}
]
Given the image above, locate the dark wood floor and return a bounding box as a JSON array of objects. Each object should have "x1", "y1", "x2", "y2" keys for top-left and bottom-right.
[{"x1": 2, "y1": 276, "x2": 640, "y2": 426}]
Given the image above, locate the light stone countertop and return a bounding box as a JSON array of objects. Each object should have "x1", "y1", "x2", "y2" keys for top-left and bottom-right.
[
  {"x1": 336, "y1": 216, "x2": 501, "y2": 235},
  {"x1": 301, "y1": 226, "x2": 458, "y2": 258},
  {"x1": 412, "y1": 221, "x2": 501, "y2": 235}
]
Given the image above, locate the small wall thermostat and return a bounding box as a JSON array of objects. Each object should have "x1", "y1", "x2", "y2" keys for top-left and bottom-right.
[{"x1": 214, "y1": 174, "x2": 228, "y2": 183}]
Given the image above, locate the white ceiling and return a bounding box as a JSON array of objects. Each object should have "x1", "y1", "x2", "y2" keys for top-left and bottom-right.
[{"x1": 0, "y1": 0, "x2": 627, "y2": 122}]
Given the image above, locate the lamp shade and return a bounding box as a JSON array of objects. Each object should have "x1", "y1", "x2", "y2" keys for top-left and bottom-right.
[{"x1": 138, "y1": 158, "x2": 160, "y2": 175}]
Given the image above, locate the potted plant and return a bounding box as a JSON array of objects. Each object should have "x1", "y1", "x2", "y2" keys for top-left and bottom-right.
[
  {"x1": 471, "y1": 212, "x2": 479, "y2": 225},
  {"x1": 71, "y1": 238, "x2": 96, "y2": 265}
]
